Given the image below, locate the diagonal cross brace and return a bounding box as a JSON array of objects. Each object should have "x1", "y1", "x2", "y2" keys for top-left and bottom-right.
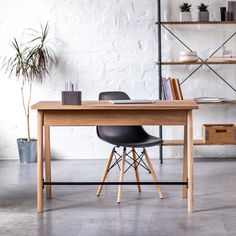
[{"x1": 162, "y1": 24, "x2": 236, "y2": 93}]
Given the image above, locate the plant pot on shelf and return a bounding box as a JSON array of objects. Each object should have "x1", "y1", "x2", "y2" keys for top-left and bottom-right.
[
  {"x1": 228, "y1": 1, "x2": 236, "y2": 20},
  {"x1": 198, "y1": 11, "x2": 209, "y2": 21},
  {"x1": 17, "y1": 138, "x2": 37, "y2": 163},
  {"x1": 180, "y1": 12, "x2": 192, "y2": 21}
]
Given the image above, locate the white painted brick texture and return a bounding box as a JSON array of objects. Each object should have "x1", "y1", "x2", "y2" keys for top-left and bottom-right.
[{"x1": 0, "y1": 0, "x2": 235, "y2": 159}]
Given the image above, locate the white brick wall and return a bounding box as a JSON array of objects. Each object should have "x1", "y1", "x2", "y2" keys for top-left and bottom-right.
[{"x1": 0, "y1": 0, "x2": 235, "y2": 159}]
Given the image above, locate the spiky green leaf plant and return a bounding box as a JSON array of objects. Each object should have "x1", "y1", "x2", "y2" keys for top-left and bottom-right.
[{"x1": 2, "y1": 23, "x2": 57, "y2": 141}]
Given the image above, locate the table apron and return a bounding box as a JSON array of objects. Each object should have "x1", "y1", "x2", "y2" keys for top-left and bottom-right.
[{"x1": 43, "y1": 110, "x2": 188, "y2": 126}]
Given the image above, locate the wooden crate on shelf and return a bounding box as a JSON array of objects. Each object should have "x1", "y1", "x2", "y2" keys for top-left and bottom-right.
[{"x1": 203, "y1": 124, "x2": 236, "y2": 144}]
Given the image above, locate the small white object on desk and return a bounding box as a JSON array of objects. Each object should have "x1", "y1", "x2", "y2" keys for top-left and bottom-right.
[{"x1": 109, "y1": 100, "x2": 155, "y2": 104}]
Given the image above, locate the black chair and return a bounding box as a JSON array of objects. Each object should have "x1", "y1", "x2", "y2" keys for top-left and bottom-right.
[{"x1": 96, "y1": 91, "x2": 164, "y2": 203}]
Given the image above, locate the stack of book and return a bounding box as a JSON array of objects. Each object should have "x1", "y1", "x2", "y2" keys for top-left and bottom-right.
[{"x1": 162, "y1": 77, "x2": 183, "y2": 100}]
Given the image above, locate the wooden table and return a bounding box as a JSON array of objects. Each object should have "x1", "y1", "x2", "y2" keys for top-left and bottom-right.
[{"x1": 32, "y1": 100, "x2": 198, "y2": 213}]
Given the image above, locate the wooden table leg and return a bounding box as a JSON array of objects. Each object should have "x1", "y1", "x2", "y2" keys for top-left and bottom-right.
[
  {"x1": 45, "y1": 125, "x2": 52, "y2": 199},
  {"x1": 143, "y1": 148, "x2": 163, "y2": 199},
  {"x1": 182, "y1": 125, "x2": 188, "y2": 198},
  {"x1": 37, "y1": 111, "x2": 44, "y2": 213},
  {"x1": 187, "y1": 110, "x2": 194, "y2": 213}
]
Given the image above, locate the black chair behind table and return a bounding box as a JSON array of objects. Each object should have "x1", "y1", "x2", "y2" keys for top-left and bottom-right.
[{"x1": 96, "y1": 91, "x2": 164, "y2": 203}]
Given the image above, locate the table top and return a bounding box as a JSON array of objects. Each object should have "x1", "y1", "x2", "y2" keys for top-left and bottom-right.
[{"x1": 31, "y1": 100, "x2": 198, "y2": 111}]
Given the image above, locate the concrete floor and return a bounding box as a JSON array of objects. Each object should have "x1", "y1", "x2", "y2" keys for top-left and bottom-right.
[{"x1": 0, "y1": 158, "x2": 236, "y2": 236}]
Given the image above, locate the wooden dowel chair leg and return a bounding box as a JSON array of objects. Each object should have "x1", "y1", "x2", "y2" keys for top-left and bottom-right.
[
  {"x1": 143, "y1": 148, "x2": 164, "y2": 199},
  {"x1": 132, "y1": 148, "x2": 141, "y2": 192},
  {"x1": 97, "y1": 147, "x2": 115, "y2": 196},
  {"x1": 117, "y1": 147, "x2": 126, "y2": 204}
]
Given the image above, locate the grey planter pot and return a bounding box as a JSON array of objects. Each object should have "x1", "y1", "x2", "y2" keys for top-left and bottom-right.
[
  {"x1": 17, "y1": 138, "x2": 37, "y2": 163},
  {"x1": 198, "y1": 11, "x2": 209, "y2": 21},
  {"x1": 228, "y1": 1, "x2": 236, "y2": 20},
  {"x1": 180, "y1": 12, "x2": 192, "y2": 21}
]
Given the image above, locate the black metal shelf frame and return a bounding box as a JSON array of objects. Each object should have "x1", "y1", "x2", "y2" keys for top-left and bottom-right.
[{"x1": 157, "y1": 0, "x2": 236, "y2": 164}]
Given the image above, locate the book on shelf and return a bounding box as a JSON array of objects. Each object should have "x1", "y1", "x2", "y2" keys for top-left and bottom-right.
[
  {"x1": 194, "y1": 97, "x2": 229, "y2": 103},
  {"x1": 162, "y1": 77, "x2": 173, "y2": 100},
  {"x1": 169, "y1": 77, "x2": 177, "y2": 100},
  {"x1": 172, "y1": 78, "x2": 182, "y2": 100},
  {"x1": 162, "y1": 77, "x2": 183, "y2": 100},
  {"x1": 176, "y1": 79, "x2": 183, "y2": 100}
]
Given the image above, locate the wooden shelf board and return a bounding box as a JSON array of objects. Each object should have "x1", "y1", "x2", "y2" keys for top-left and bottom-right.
[
  {"x1": 156, "y1": 61, "x2": 236, "y2": 65},
  {"x1": 157, "y1": 21, "x2": 236, "y2": 25},
  {"x1": 163, "y1": 139, "x2": 205, "y2": 146},
  {"x1": 163, "y1": 139, "x2": 236, "y2": 146}
]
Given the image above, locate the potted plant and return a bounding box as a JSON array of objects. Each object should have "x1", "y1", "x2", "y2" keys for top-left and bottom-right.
[
  {"x1": 179, "y1": 3, "x2": 192, "y2": 21},
  {"x1": 2, "y1": 23, "x2": 57, "y2": 163},
  {"x1": 198, "y1": 3, "x2": 209, "y2": 21}
]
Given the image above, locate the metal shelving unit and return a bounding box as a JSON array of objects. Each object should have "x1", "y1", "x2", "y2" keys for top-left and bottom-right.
[{"x1": 157, "y1": 0, "x2": 236, "y2": 164}]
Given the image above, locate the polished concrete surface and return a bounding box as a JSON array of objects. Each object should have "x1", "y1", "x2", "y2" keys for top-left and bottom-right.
[{"x1": 0, "y1": 158, "x2": 236, "y2": 236}]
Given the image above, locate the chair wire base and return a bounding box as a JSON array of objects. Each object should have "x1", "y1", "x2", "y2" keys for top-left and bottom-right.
[{"x1": 108, "y1": 147, "x2": 151, "y2": 174}]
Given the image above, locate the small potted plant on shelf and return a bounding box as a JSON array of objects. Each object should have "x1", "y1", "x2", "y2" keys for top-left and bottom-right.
[
  {"x1": 198, "y1": 3, "x2": 209, "y2": 21},
  {"x1": 179, "y1": 2, "x2": 192, "y2": 21},
  {"x1": 2, "y1": 23, "x2": 57, "y2": 163}
]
